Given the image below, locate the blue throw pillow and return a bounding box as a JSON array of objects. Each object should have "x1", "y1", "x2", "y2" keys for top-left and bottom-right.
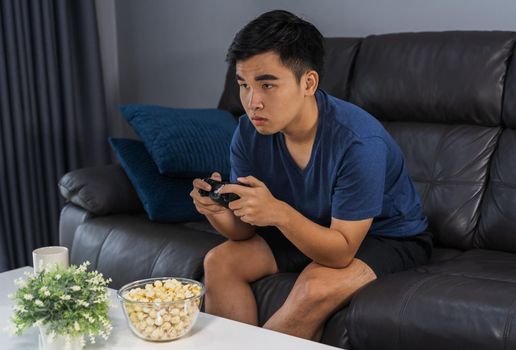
[
  {"x1": 119, "y1": 105, "x2": 237, "y2": 178},
  {"x1": 109, "y1": 138, "x2": 203, "y2": 223}
]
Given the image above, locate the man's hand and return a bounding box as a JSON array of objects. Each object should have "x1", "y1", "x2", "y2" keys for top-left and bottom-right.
[
  {"x1": 190, "y1": 172, "x2": 229, "y2": 216},
  {"x1": 218, "y1": 176, "x2": 285, "y2": 227}
]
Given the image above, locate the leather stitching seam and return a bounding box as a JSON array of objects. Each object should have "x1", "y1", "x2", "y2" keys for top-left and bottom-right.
[
  {"x1": 398, "y1": 274, "x2": 441, "y2": 350},
  {"x1": 94, "y1": 227, "x2": 114, "y2": 271}
]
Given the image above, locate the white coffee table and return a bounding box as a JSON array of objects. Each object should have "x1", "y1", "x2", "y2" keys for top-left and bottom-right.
[{"x1": 0, "y1": 267, "x2": 341, "y2": 349}]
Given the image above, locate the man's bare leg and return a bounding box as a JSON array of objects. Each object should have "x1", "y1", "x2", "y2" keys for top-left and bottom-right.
[
  {"x1": 204, "y1": 234, "x2": 278, "y2": 325},
  {"x1": 263, "y1": 259, "x2": 376, "y2": 340}
]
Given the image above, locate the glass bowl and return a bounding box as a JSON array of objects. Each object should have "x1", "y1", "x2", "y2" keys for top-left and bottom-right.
[{"x1": 117, "y1": 277, "x2": 205, "y2": 341}]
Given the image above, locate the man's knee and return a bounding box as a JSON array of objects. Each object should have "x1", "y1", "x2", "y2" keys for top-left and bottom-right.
[
  {"x1": 203, "y1": 236, "x2": 277, "y2": 282},
  {"x1": 292, "y1": 274, "x2": 333, "y2": 308},
  {"x1": 203, "y1": 241, "x2": 238, "y2": 276},
  {"x1": 291, "y1": 261, "x2": 376, "y2": 310}
]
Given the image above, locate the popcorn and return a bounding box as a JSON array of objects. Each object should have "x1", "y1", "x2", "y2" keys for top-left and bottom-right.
[{"x1": 121, "y1": 278, "x2": 203, "y2": 341}]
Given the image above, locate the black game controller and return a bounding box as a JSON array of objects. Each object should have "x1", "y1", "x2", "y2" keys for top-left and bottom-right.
[{"x1": 198, "y1": 178, "x2": 242, "y2": 208}]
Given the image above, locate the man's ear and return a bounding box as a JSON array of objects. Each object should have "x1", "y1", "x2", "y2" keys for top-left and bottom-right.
[{"x1": 304, "y1": 70, "x2": 319, "y2": 95}]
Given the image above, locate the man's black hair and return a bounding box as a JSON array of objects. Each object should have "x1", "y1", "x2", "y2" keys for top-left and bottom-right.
[{"x1": 226, "y1": 10, "x2": 324, "y2": 82}]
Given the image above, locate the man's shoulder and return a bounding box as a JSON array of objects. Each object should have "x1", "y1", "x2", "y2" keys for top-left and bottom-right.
[{"x1": 322, "y1": 91, "x2": 386, "y2": 140}]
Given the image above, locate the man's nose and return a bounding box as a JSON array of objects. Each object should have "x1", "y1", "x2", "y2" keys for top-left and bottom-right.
[{"x1": 247, "y1": 90, "x2": 264, "y2": 110}]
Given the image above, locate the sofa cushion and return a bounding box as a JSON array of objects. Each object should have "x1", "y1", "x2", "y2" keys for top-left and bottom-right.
[
  {"x1": 109, "y1": 138, "x2": 203, "y2": 222},
  {"x1": 420, "y1": 249, "x2": 516, "y2": 282},
  {"x1": 383, "y1": 122, "x2": 500, "y2": 249},
  {"x1": 120, "y1": 105, "x2": 237, "y2": 178},
  {"x1": 349, "y1": 31, "x2": 516, "y2": 126}
]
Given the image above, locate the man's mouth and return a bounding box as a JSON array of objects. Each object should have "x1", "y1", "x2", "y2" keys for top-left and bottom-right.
[{"x1": 251, "y1": 116, "x2": 267, "y2": 126}]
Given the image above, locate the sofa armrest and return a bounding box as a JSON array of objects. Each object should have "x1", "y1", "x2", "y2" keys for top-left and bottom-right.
[
  {"x1": 59, "y1": 203, "x2": 95, "y2": 251},
  {"x1": 58, "y1": 164, "x2": 143, "y2": 215}
]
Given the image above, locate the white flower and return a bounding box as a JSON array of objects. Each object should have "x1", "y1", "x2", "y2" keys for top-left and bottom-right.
[
  {"x1": 35, "y1": 299, "x2": 44, "y2": 307},
  {"x1": 77, "y1": 261, "x2": 90, "y2": 273},
  {"x1": 43, "y1": 290, "x2": 51, "y2": 297},
  {"x1": 60, "y1": 294, "x2": 71, "y2": 301},
  {"x1": 74, "y1": 321, "x2": 80, "y2": 331},
  {"x1": 39, "y1": 286, "x2": 48, "y2": 292},
  {"x1": 77, "y1": 300, "x2": 90, "y2": 307},
  {"x1": 70, "y1": 285, "x2": 81, "y2": 292},
  {"x1": 23, "y1": 294, "x2": 33, "y2": 301},
  {"x1": 14, "y1": 277, "x2": 26, "y2": 287},
  {"x1": 55, "y1": 274, "x2": 61, "y2": 280},
  {"x1": 83, "y1": 313, "x2": 95, "y2": 323}
]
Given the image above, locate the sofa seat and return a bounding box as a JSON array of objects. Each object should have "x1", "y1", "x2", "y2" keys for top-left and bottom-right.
[{"x1": 346, "y1": 249, "x2": 516, "y2": 350}]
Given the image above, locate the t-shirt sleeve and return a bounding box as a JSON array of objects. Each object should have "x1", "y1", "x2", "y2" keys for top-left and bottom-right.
[
  {"x1": 229, "y1": 123, "x2": 253, "y2": 183},
  {"x1": 331, "y1": 137, "x2": 387, "y2": 220}
]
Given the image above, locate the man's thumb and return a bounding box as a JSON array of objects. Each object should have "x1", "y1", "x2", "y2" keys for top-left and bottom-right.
[{"x1": 211, "y1": 172, "x2": 222, "y2": 181}]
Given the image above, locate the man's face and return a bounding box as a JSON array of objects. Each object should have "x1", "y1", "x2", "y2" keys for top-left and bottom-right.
[{"x1": 236, "y1": 51, "x2": 307, "y2": 135}]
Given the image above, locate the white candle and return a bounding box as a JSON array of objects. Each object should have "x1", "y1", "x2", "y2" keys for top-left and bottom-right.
[{"x1": 32, "y1": 246, "x2": 69, "y2": 273}]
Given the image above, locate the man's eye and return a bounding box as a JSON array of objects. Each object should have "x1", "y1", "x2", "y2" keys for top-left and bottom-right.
[
  {"x1": 262, "y1": 84, "x2": 273, "y2": 89},
  {"x1": 239, "y1": 83, "x2": 249, "y2": 89}
]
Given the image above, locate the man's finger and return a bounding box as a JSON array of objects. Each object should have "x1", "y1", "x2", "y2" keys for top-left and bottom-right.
[
  {"x1": 211, "y1": 172, "x2": 222, "y2": 181},
  {"x1": 237, "y1": 176, "x2": 264, "y2": 187},
  {"x1": 228, "y1": 198, "x2": 244, "y2": 210},
  {"x1": 195, "y1": 195, "x2": 219, "y2": 206},
  {"x1": 193, "y1": 178, "x2": 211, "y2": 191},
  {"x1": 218, "y1": 183, "x2": 251, "y2": 196}
]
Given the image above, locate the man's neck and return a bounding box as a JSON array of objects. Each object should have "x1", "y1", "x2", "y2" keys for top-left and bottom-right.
[{"x1": 282, "y1": 95, "x2": 319, "y2": 145}]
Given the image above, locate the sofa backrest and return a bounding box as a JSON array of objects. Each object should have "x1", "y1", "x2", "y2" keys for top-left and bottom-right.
[{"x1": 217, "y1": 31, "x2": 516, "y2": 252}]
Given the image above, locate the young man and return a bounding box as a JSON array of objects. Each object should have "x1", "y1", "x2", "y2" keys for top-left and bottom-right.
[{"x1": 190, "y1": 10, "x2": 432, "y2": 341}]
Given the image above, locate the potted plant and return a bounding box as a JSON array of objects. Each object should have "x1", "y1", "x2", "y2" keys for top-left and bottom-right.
[{"x1": 9, "y1": 261, "x2": 113, "y2": 349}]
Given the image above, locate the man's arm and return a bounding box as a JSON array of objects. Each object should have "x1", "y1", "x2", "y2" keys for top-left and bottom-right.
[
  {"x1": 275, "y1": 202, "x2": 372, "y2": 268},
  {"x1": 205, "y1": 210, "x2": 255, "y2": 241},
  {"x1": 220, "y1": 176, "x2": 372, "y2": 268}
]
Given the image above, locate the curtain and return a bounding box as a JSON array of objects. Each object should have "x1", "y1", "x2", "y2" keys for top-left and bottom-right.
[{"x1": 0, "y1": 0, "x2": 110, "y2": 271}]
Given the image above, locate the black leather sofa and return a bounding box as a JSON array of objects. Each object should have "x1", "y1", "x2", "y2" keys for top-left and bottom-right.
[{"x1": 58, "y1": 31, "x2": 516, "y2": 350}]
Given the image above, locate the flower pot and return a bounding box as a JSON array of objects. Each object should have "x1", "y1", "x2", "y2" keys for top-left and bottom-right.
[{"x1": 38, "y1": 325, "x2": 83, "y2": 350}]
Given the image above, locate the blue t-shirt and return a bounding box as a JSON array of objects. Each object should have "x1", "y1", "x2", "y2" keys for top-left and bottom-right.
[{"x1": 229, "y1": 90, "x2": 428, "y2": 237}]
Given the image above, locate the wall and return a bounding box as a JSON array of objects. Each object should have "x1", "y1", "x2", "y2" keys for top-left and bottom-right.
[{"x1": 98, "y1": 0, "x2": 516, "y2": 136}]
